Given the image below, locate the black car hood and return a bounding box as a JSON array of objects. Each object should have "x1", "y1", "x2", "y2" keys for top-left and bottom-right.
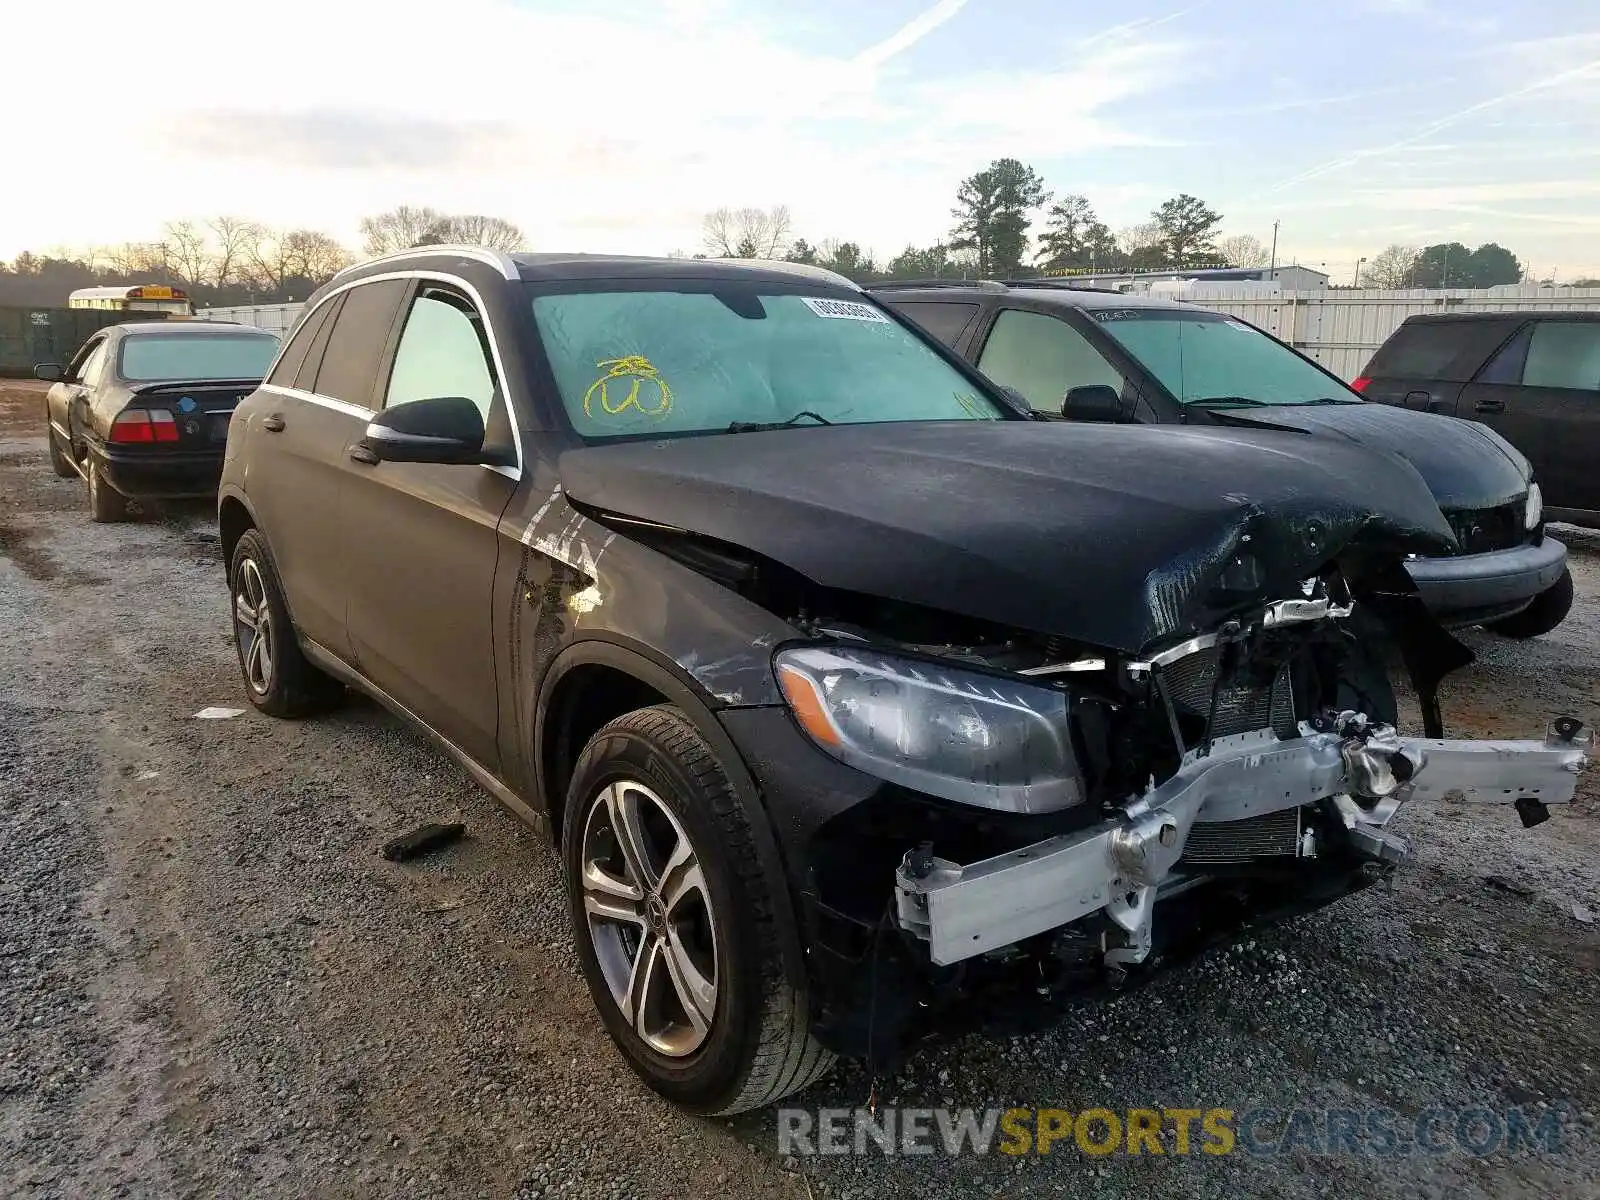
[
  {"x1": 559, "y1": 422, "x2": 1456, "y2": 654},
  {"x1": 1199, "y1": 403, "x2": 1530, "y2": 509}
]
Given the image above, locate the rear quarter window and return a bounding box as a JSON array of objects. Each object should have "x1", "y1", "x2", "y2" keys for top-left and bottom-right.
[{"x1": 1366, "y1": 319, "x2": 1517, "y2": 382}]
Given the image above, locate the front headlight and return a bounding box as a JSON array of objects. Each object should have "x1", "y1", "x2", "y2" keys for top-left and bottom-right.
[
  {"x1": 773, "y1": 645, "x2": 1083, "y2": 813},
  {"x1": 1525, "y1": 482, "x2": 1543, "y2": 531}
]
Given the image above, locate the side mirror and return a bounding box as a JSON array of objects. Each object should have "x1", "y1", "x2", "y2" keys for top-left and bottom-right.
[
  {"x1": 1061, "y1": 384, "x2": 1127, "y2": 423},
  {"x1": 359, "y1": 396, "x2": 496, "y2": 466},
  {"x1": 34, "y1": 363, "x2": 62, "y2": 382}
]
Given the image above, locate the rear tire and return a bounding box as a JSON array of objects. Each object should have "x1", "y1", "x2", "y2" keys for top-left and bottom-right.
[
  {"x1": 1486, "y1": 567, "x2": 1573, "y2": 639},
  {"x1": 229, "y1": 529, "x2": 344, "y2": 717},
  {"x1": 86, "y1": 458, "x2": 127, "y2": 522},
  {"x1": 46, "y1": 422, "x2": 75, "y2": 479},
  {"x1": 563, "y1": 704, "x2": 834, "y2": 1114}
]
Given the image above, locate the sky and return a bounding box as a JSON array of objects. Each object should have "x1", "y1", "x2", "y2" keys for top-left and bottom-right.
[{"x1": 6, "y1": 0, "x2": 1600, "y2": 282}]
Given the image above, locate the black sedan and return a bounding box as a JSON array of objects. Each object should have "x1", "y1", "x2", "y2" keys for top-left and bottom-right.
[{"x1": 36, "y1": 322, "x2": 280, "y2": 521}]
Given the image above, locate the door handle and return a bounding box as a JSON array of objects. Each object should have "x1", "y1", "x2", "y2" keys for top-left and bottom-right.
[
  {"x1": 1474, "y1": 398, "x2": 1506, "y2": 414},
  {"x1": 348, "y1": 444, "x2": 380, "y2": 466},
  {"x1": 262, "y1": 413, "x2": 286, "y2": 432}
]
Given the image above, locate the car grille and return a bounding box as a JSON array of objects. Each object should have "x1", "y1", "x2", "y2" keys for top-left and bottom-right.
[
  {"x1": 1182, "y1": 808, "x2": 1302, "y2": 865},
  {"x1": 1443, "y1": 501, "x2": 1526, "y2": 555},
  {"x1": 1158, "y1": 645, "x2": 1295, "y2": 740}
]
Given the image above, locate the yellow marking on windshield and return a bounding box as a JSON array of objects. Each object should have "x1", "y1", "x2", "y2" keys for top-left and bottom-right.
[
  {"x1": 954, "y1": 391, "x2": 990, "y2": 418},
  {"x1": 583, "y1": 355, "x2": 674, "y2": 420}
]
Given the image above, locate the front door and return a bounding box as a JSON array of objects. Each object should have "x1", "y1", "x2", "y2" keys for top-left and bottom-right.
[
  {"x1": 1459, "y1": 319, "x2": 1600, "y2": 515},
  {"x1": 339, "y1": 280, "x2": 519, "y2": 768}
]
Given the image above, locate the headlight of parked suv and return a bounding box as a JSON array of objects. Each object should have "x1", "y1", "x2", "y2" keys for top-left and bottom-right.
[
  {"x1": 1525, "y1": 482, "x2": 1543, "y2": 531},
  {"x1": 773, "y1": 645, "x2": 1082, "y2": 813}
]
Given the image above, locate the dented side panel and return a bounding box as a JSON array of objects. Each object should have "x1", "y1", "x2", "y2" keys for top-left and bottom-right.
[{"x1": 491, "y1": 462, "x2": 795, "y2": 808}]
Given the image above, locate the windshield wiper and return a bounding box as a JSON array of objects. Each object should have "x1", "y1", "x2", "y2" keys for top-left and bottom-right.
[
  {"x1": 1186, "y1": 396, "x2": 1272, "y2": 409},
  {"x1": 726, "y1": 410, "x2": 834, "y2": 434},
  {"x1": 1296, "y1": 396, "x2": 1363, "y2": 406}
]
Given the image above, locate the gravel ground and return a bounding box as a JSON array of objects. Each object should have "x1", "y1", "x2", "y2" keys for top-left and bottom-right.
[{"x1": 2, "y1": 378, "x2": 1597, "y2": 1198}]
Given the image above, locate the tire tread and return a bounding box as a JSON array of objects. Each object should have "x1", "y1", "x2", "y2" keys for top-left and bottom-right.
[{"x1": 581, "y1": 705, "x2": 834, "y2": 1114}]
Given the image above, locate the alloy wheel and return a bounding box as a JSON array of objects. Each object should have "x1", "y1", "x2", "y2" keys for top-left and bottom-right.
[
  {"x1": 579, "y1": 779, "x2": 720, "y2": 1058},
  {"x1": 233, "y1": 558, "x2": 275, "y2": 695}
]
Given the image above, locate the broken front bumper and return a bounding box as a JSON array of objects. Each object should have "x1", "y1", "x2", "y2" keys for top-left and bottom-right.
[{"x1": 895, "y1": 717, "x2": 1589, "y2": 969}]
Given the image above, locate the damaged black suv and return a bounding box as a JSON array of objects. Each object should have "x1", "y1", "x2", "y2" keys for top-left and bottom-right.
[{"x1": 219, "y1": 249, "x2": 1589, "y2": 1115}]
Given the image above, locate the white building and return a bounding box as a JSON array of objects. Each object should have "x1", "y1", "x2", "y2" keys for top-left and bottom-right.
[{"x1": 1036, "y1": 265, "x2": 1331, "y2": 293}]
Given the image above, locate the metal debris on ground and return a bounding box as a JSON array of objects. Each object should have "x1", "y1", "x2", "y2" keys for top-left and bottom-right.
[
  {"x1": 193, "y1": 706, "x2": 247, "y2": 719},
  {"x1": 381, "y1": 822, "x2": 467, "y2": 862}
]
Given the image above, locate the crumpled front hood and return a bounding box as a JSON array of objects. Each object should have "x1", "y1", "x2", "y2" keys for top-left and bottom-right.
[
  {"x1": 1200, "y1": 402, "x2": 1531, "y2": 509},
  {"x1": 559, "y1": 421, "x2": 1457, "y2": 654}
]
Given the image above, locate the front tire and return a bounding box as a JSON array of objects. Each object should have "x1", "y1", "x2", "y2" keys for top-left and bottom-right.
[
  {"x1": 86, "y1": 458, "x2": 127, "y2": 522},
  {"x1": 563, "y1": 705, "x2": 833, "y2": 1114},
  {"x1": 228, "y1": 529, "x2": 344, "y2": 717},
  {"x1": 1486, "y1": 567, "x2": 1573, "y2": 639}
]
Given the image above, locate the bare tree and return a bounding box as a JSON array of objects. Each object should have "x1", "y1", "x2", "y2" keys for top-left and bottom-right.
[
  {"x1": 358, "y1": 206, "x2": 451, "y2": 257},
  {"x1": 1116, "y1": 222, "x2": 1162, "y2": 256},
  {"x1": 285, "y1": 230, "x2": 351, "y2": 283},
  {"x1": 104, "y1": 242, "x2": 166, "y2": 278},
  {"x1": 1363, "y1": 244, "x2": 1420, "y2": 289},
  {"x1": 436, "y1": 214, "x2": 526, "y2": 251},
  {"x1": 207, "y1": 216, "x2": 255, "y2": 286},
  {"x1": 159, "y1": 221, "x2": 210, "y2": 285},
  {"x1": 241, "y1": 225, "x2": 294, "y2": 291},
  {"x1": 701, "y1": 206, "x2": 792, "y2": 258},
  {"x1": 241, "y1": 226, "x2": 350, "y2": 291},
  {"x1": 1216, "y1": 233, "x2": 1270, "y2": 268}
]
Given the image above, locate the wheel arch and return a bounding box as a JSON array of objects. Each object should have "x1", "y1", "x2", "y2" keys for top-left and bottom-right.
[
  {"x1": 218, "y1": 488, "x2": 258, "y2": 573},
  {"x1": 534, "y1": 639, "x2": 809, "y2": 995}
]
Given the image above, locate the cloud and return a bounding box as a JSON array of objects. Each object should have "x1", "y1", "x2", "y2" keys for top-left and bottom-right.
[
  {"x1": 1268, "y1": 52, "x2": 1600, "y2": 191},
  {"x1": 853, "y1": 0, "x2": 969, "y2": 69},
  {"x1": 1, "y1": 0, "x2": 1199, "y2": 261}
]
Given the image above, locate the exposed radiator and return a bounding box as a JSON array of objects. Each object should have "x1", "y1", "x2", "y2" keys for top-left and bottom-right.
[
  {"x1": 1159, "y1": 645, "x2": 1295, "y2": 740},
  {"x1": 1182, "y1": 808, "x2": 1304, "y2": 865}
]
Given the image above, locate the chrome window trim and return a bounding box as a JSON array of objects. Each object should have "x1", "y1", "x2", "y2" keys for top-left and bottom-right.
[
  {"x1": 330, "y1": 244, "x2": 520, "y2": 283},
  {"x1": 258, "y1": 269, "x2": 524, "y2": 481},
  {"x1": 260, "y1": 382, "x2": 373, "y2": 421}
]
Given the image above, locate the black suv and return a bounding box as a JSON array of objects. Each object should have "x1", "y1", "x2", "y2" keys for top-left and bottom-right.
[
  {"x1": 1358, "y1": 311, "x2": 1600, "y2": 527},
  {"x1": 873, "y1": 281, "x2": 1571, "y2": 638},
  {"x1": 219, "y1": 249, "x2": 1586, "y2": 1114}
]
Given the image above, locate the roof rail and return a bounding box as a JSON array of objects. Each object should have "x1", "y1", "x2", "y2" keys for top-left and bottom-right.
[
  {"x1": 999, "y1": 278, "x2": 1122, "y2": 294},
  {"x1": 719, "y1": 258, "x2": 862, "y2": 291},
  {"x1": 334, "y1": 244, "x2": 521, "y2": 283},
  {"x1": 869, "y1": 279, "x2": 1007, "y2": 292}
]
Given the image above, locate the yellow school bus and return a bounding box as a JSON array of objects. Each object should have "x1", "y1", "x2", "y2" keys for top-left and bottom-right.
[{"x1": 68, "y1": 285, "x2": 194, "y2": 317}]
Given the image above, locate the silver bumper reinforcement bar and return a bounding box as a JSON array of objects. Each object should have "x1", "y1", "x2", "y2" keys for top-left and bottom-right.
[{"x1": 895, "y1": 716, "x2": 1589, "y2": 968}]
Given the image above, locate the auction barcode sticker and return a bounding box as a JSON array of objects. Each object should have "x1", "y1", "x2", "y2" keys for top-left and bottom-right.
[{"x1": 801, "y1": 297, "x2": 890, "y2": 323}]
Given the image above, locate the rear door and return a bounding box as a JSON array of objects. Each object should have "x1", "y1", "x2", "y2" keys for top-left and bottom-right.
[
  {"x1": 247, "y1": 279, "x2": 410, "y2": 659},
  {"x1": 1359, "y1": 317, "x2": 1517, "y2": 415},
  {"x1": 55, "y1": 335, "x2": 107, "y2": 456},
  {"x1": 339, "y1": 278, "x2": 519, "y2": 768},
  {"x1": 1459, "y1": 318, "x2": 1600, "y2": 514}
]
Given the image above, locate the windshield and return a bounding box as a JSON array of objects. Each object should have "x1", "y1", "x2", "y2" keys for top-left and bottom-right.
[
  {"x1": 118, "y1": 333, "x2": 280, "y2": 383},
  {"x1": 1091, "y1": 309, "x2": 1357, "y2": 407},
  {"x1": 530, "y1": 286, "x2": 1004, "y2": 438}
]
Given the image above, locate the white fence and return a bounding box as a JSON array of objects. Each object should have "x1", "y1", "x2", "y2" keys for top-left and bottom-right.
[
  {"x1": 200, "y1": 286, "x2": 1600, "y2": 383},
  {"x1": 1178, "y1": 285, "x2": 1600, "y2": 381},
  {"x1": 198, "y1": 303, "x2": 303, "y2": 334}
]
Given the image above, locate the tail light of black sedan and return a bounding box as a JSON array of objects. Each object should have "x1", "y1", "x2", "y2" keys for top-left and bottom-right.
[{"x1": 109, "y1": 409, "x2": 181, "y2": 444}]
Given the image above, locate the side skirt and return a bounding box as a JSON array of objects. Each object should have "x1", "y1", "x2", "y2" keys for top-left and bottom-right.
[{"x1": 300, "y1": 637, "x2": 548, "y2": 838}]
